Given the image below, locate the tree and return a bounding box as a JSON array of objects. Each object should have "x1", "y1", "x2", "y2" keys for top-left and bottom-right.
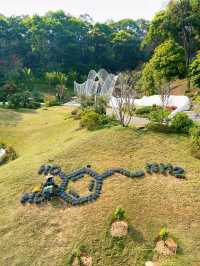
[
  {"x1": 152, "y1": 39, "x2": 185, "y2": 105},
  {"x1": 167, "y1": 0, "x2": 200, "y2": 83},
  {"x1": 45, "y1": 72, "x2": 67, "y2": 87},
  {"x1": 152, "y1": 39, "x2": 185, "y2": 81},
  {"x1": 142, "y1": 11, "x2": 169, "y2": 49},
  {"x1": 111, "y1": 72, "x2": 136, "y2": 127},
  {"x1": 45, "y1": 71, "x2": 68, "y2": 102},
  {"x1": 190, "y1": 51, "x2": 200, "y2": 88},
  {"x1": 143, "y1": 0, "x2": 200, "y2": 89},
  {"x1": 140, "y1": 39, "x2": 185, "y2": 100},
  {"x1": 0, "y1": 11, "x2": 148, "y2": 89},
  {"x1": 139, "y1": 61, "x2": 158, "y2": 96},
  {"x1": 154, "y1": 78, "x2": 171, "y2": 107},
  {"x1": 21, "y1": 68, "x2": 34, "y2": 90},
  {"x1": 111, "y1": 30, "x2": 141, "y2": 71}
]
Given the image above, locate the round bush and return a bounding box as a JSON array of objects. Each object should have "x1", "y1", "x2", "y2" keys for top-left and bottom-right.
[
  {"x1": 44, "y1": 95, "x2": 60, "y2": 107},
  {"x1": 170, "y1": 112, "x2": 194, "y2": 134},
  {"x1": 80, "y1": 108, "x2": 102, "y2": 130},
  {"x1": 8, "y1": 91, "x2": 41, "y2": 109}
]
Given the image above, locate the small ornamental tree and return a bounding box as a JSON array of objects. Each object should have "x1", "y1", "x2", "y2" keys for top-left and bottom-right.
[
  {"x1": 45, "y1": 72, "x2": 68, "y2": 103},
  {"x1": 190, "y1": 51, "x2": 200, "y2": 88},
  {"x1": 159, "y1": 227, "x2": 169, "y2": 241},
  {"x1": 111, "y1": 72, "x2": 136, "y2": 127},
  {"x1": 114, "y1": 207, "x2": 126, "y2": 221}
]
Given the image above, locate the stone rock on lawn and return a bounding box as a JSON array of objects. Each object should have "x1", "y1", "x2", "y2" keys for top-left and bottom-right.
[
  {"x1": 165, "y1": 238, "x2": 177, "y2": 254},
  {"x1": 155, "y1": 240, "x2": 174, "y2": 256},
  {"x1": 110, "y1": 221, "x2": 128, "y2": 237},
  {"x1": 81, "y1": 255, "x2": 92, "y2": 266},
  {"x1": 0, "y1": 148, "x2": 6, "y2": 162},
  {"x1": 145, "y1": 261, "x2": 160, "y2": 266},
  {"x1": 72, "y1": 256, "x2": 92, "y2": 266}
]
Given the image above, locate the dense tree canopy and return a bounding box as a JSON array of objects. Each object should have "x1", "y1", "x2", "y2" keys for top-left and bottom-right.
[
  {"x1": 0, "y1": 11, "x2": 149, "y2": 90},
  {"x1": 151, "y1": 39, "x2": 185, "y2": 81},
  {"x1": 0, "y1": 0, "x2": 199, "y2": 102},
  {"x1": 140, "y1": 39, "x2": 186, "y2": 95},
  {"x1": 190, "y1": 51, "x2": 200, "y2": 88},
  {"x1": 143, "y1": 0, "x2": 200, "y2": 81}
]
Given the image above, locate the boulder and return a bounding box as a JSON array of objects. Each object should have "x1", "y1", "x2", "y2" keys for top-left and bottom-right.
[
  {"x1": 145, "y1": 262, "x2": 160, "y2": 266},
  {"x1": 72, "y1": 255, "x2": 92, "y2": 266},
  {"x1": 81, "y1": 255, "x2": 92, "y2": 266},
  {"x1": 110, "y1": 220, "x2": 128, "y2": 237},
  {"x1": 155, "y1": 240, "x2": 174, "y2": 256},
  {"x1": 165, "y1": 238, "x2": 177, "y2": 254},
  {"x1": 0, "y1": 148, "x2": 6, "y2": 163}
]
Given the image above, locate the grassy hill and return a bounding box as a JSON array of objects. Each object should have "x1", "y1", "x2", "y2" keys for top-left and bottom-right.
[{"x1": 0, "y1": 106, "x2": 200, "y2": 266}]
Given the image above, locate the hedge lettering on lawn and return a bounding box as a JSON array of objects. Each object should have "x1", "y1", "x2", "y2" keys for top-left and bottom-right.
[{"x1": 20, "y1": 163, "x2": 185, "y2": 206}]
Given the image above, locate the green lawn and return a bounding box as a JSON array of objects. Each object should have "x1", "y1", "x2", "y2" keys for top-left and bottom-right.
[{"x1": 0, "y1": 106, "x2": 200, "y2": 266}]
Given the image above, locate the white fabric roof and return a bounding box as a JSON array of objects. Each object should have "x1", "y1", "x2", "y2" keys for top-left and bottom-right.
[{"x1": 110, "y1": 95, "x2": 191, "y2": 117}]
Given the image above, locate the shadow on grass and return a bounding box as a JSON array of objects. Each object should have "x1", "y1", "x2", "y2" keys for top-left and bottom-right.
[
  {"x1": 0, "y1": 108, "x2": 22, "y2": 126},
  {"x1": 15, "y1": 108, "x2": 37, "y2": 114},
  {"x1": 50, "y1": 198, "x2": 68, "y2": 209},
  {"x1": 128, "y1": 224, "x2": 145, "y2": 244},
  {"x1": 0, "y1": 108, "x2": 38, "y2": 126}
]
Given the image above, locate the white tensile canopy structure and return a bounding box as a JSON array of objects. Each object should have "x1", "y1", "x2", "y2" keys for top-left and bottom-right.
[
  {"x1": 74, "y1": 69, "x2": 190, "y2": 117},
  {"x1": 74, "y1": 69, "x2": 117, "y2": 97},
  {"x1": 134, "y1": 95, "x2": 191, "y2": 117},
  {"x1": 109, "y1": 95, "x2": 191, "y2": 117}
]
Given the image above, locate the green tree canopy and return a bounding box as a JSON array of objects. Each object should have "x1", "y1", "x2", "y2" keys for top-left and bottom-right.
[
  {"x1": 0, "y1": 11, "x2": 148, "y2": 88},
  {"x1": 143, "y1": 0, "x2": 200, "y2": 87},
  {"x1": 190, "y1": 51, "x2": 200, "y2": 88},
  {"x1": 140, "y1": 39, "x2": 185, "y2": 95},
  {"x1": 151, "y1": 39, "x2": 185, "y2": 81}
]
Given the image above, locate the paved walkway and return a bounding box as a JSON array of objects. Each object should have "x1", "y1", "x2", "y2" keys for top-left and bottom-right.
[
  {"x1": 106, "y1": 108, "x2": 149, "y2": 128},
  {"x1": 184, "y1": 111, "x2": 200, "y2": 122}
]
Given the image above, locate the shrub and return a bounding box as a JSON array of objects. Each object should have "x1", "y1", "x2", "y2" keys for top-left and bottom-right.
[
  {"x1": 80, "y1": 107, "x2": 116, "y2": 131},
  {"x1": 8, "y1": 91, "x2": 41, "y2": 109},
  {"x1": 66, "y1": 244, "x2": 89, "y2": 266},
  {"x1": 159, "y1": 227, "x2": 169, "y2": 240},
  {"x1": 95, "y1": 96, "x2": 108, "y2": 115},
  {"x1": 80, "y1": 95, "x2": 108, "y2": 115},
  {"x1": 80, "y1": 95, "x2": 95, "y2": 108},
  {"x1": 0, "y1": 82, "x2": 21, "y2": 103},
  {"x1": 70, "y1": 108, "x2": 81, "y2": 119},
  {"x1": 149, "y1": 108, "x2": 170, "y2": 125},
  {"x1": 27, "y1": 101, "x2": 41, "y2": 109},
  {"x1": 135, "y1": 105, "x2": 162, "y2": 117},
  {"x1": 170, "y1": 112, "x2": 194, "y2": 134},
  {"x1": 114, "y1": 207, "x2": 126, "y2": 221},
  {"x1": 136, "y1": 106, "x2": 153, "y2": 115},
  {"x1": 190, "y1": 125, "x2": 200, "y2": 159},
  {"x1": 80, "y1": 108, "x2": 102, "y2": 130},
  {"x1": 44, "y1": 95, "x2": 60, "y2": 107},
  {"x1": 31, "y1": 90, "x2": 44, "y2": 103}
]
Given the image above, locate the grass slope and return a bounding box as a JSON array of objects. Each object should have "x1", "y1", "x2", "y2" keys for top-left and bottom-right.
[{"x1": 0, "y1": 106, "x2": 200, "y2": 266}]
